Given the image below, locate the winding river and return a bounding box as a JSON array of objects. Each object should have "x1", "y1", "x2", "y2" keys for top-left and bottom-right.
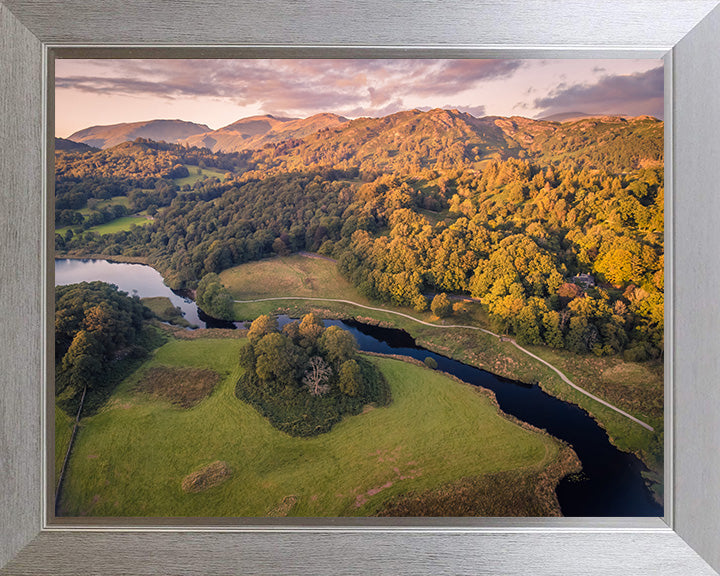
[{"x1": 55, "y1": 258, "x2": 663, "y2": 517}]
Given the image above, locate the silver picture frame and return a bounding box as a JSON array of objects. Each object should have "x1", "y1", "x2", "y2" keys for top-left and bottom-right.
[{"x1": 2, "y1": 1, "x2": 720, "y2": 574}]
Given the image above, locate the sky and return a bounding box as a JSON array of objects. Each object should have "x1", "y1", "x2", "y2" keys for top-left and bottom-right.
[{"x1": 55, "y1": 58, "x2": 663, "y2": 138}]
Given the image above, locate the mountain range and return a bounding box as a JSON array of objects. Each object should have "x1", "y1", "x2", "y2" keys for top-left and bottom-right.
[
  {"x1": 63, "y1": 109, "x2": 662, "y2": 174},
  {"x1": 67, "y1": 113, "x2": 348, "y2": 153},
  {"x1": 238, "y1": 109, "x2": 662, "y2": 174}
]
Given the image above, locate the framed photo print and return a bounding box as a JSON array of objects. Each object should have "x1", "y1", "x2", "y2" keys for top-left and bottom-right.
[
  {"x1": 51, "y1": 56, "x2": 664, "y2": 521},
  {"x1": 2, "y1": 1, "x2": 720, "y2": 575}
]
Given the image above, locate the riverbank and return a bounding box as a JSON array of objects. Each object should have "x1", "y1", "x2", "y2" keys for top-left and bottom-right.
[
  {"x1": 218, "y1": 254, "x2": 663, "y2": 487},
  {"x1": 240, "y1": 297, "x2": 662, "y2": 495},
  {"x1": 56, "y1": 253, "x2": 153, "y2": 266}
]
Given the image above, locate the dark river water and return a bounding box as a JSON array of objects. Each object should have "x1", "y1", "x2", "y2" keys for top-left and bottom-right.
[{"x1": 55, "y1": 258, "x2": 663, "y2": 517}]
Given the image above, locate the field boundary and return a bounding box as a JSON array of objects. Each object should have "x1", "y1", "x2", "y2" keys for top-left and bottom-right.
[
  {"x1": 54, "y1": 385, "x2": 87, "y2": 515},
  {"x1": 234, "y1": 295, "x2": 654, "y2": 432}
]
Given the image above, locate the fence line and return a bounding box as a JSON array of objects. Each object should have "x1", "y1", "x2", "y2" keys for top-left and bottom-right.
[{"x1": 54, "y1": 384, "x2": 87, "y2": 516}]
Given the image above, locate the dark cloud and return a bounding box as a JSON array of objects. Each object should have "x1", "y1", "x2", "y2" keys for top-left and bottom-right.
[
  {"x1": 534, "y1": 65, "x2": 664, "y2": 119},
  {"x1": 56, "y1": 59, "x2": 522, "y2": 118}
]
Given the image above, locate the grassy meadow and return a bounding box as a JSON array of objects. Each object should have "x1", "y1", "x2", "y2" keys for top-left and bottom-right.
[
  {"x1": 141, "y1": 296, "x2": 193, "y2": 328},
  {"x1": 223, "y1": 254, "x2": 663, "y2": 477},
  {"x1": 56, "y1": 214, "x2": 152, "y2": 237},
  {"x1": 220, "y1": 254, "x2": 363, "y2": 302},
  {"x1": 175, "y1": 165, "x2": 229, "y2": 187},
  {"x1": 88, "y1": 215, "x2": 153, "y2": 235},
  {"x1": 57, "y1": 337, "x2": 567, "y2": 517}
]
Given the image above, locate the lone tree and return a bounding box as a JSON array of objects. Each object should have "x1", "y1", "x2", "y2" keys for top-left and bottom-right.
[
  {"x1": 431, "y1": 293, "x2": 452, "y2": 318},
  {"x1": 303, "y1": 356, "x2": 332, "y2": 396},
  {"x1": 196, "y1": 273, "x2": 234, "y2": 320}
]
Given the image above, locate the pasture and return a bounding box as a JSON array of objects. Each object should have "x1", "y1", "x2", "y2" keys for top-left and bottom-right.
[{"x1": 57, "y1": 337, "x2": 563, "y2": 517}]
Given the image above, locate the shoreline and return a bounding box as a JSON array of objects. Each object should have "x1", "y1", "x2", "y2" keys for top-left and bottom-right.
[{"x1": 361, "y1": 350, "x2": 582, "y2": 516}]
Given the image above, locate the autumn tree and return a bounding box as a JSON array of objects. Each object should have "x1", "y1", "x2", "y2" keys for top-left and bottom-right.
[
  {"x1": 281, "y1": 320, "x2": 301, "y2": 343},
  {"x1": 298, "y1": 313, "x2": 325, "y2": 347},
  {"x1": 247, "y1": 314, "x2": 279, "y2": 343},
  {"x1": 338, "y1": 359, "x2": 362, "y2": 396},
  {"x1": 413, "y1": 294, "x2": 428, "y2": 311},
  {"x1": 431, "y1": 293, "x2": 452, "y2": 318}
]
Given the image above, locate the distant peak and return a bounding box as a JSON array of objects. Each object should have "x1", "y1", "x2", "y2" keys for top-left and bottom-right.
[
  {"x1": 220, "y1": 114, "x2": 297, "y2": 131},
  {"x1": 537, "y1": 111, "x2": 660, "y2": 123},
  {"x1": 537, "y1": 111, "x2": 594, "y2": 122}
]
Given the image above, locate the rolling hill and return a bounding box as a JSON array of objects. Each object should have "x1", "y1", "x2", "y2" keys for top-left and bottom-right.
[
  {"x1": 179, "y1": 113, "x2": 348, "y2": 152},
  {"x1": 67, "y1": 119, "x2": 211, "y2": 149},
  {"x1": 55, "y1": 137, "x2": 98, "y2": 152}
]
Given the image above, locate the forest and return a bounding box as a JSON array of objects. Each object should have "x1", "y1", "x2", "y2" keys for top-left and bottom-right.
[{"x1": 55, "y1": 110, "x2": 664, "y2": 361}]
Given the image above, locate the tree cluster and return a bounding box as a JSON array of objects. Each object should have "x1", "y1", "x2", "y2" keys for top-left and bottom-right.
[
  {"x1": 333, "y1": 159, "x2": 663, "y2": 360},
  {"x1": 55, "y1": 281, "x2": 154, "y2": 411},
  {"x1": 236, "y1": 314, "x2": 390, "y2": 436},
  {"x1": 195, "y1": 273, "x2": 234, "y2": 320}
]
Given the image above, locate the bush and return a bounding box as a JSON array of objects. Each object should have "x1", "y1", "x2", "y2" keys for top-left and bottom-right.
[{"x1": 424, "y1": 357, "x2": 438, "y2": 370}]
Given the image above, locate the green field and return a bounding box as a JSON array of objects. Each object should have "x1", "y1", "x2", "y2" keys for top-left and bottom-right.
[
  {"x1": 88, "y1": 215, "x2": 153, "y2": 235},
  {"x1": 78, "y1": 195, "x2": 131, "y2": 216},
  {"x1": 220, "y1": 254, "x2": 365, "y2": 302},
  {"x1": 221, "y1": 254, "x2": 663, "y2": 479},
  {"x1": 57, "y1": 214, "x2": 153, "y2": 237},
  {"x1": 174, "y1": 164, "x2": 230, "y2": 187},
  {"x1": 57, "y1": 338, "x2": 564, "y2": 517}
]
